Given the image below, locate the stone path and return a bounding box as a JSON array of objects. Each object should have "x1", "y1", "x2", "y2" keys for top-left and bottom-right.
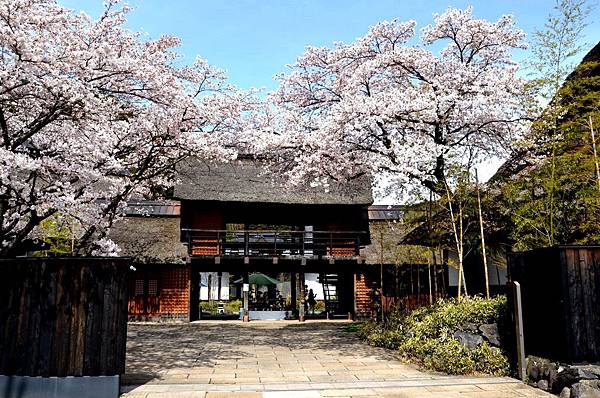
[{"x1": 121, "y1": 321, "x2": 552, "y2": 398}]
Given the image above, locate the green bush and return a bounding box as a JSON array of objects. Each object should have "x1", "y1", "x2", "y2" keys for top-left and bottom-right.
[
  {"x1": 201, "y1": 300, "x2": 243, "y2": 314},
  {"x1": 313, "y1": 300, "x2": 326, "y2": 313},
  {"x1": 224, "y1": 299, "x2": 242, "y2": 314},
  {"x1": 356, "y1": 296, "x2": 509, "y2": 376},
  {"x1": 200, "y1": 300, "x2": 218, "y2": 314}
]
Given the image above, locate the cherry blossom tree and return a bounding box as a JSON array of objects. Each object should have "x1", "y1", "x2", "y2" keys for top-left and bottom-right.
[
  {"x1": 0, "y1": 0, "x2": 255, "y2": 256},
  {"x1": 268, "y1": 7, "x2": 530, "y2": 199}
]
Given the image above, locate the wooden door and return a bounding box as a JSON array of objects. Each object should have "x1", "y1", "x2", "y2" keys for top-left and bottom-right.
[{"x1": 128, "y1": 270, "x2": 160, "y2": 320}]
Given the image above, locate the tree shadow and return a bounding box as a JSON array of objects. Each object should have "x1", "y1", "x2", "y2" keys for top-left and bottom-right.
[{"x1": 123, "y1": 321, "x2": 403, "y2": 384}]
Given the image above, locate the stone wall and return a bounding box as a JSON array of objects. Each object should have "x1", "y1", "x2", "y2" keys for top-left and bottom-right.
[{"x1": 526, "y1": 356, "x2": 600, "y2": 397}]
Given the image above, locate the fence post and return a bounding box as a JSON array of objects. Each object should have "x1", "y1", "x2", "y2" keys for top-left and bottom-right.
[{"x1": 511, "y1": 281, "x2": 526, "y2": 381}]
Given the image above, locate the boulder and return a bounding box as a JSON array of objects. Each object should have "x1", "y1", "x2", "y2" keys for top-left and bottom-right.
[
  {"x1": 527, "y1": 357, "x2": 542, "y2": 382},
  {"x1": 453, "y1": 331, "x2": 483, "y2": 349},
  {"x1": 463, "y1": 323, "x2": 479, "y2": 332},
  {"x1": 479, "y1": 323, "x2": 501, "y2": 347},
  {"x1": 581, "y1": 380, "x2": 600, "y2": 389},
  {"x1": 574, "y1": 366, "x2": 600, "y2": 380},
  {"x1": 543, "y1": 361, "x2": 558, "y2": 378},
  {"x1": 555, "y1": 368, "x2": 600, "y2": 393},
  {"x1": 570, "y1": 382, "x2": 600, "y2": 398},
  {"x1": 560, "y1": 387, "x2": 572, "y2": 398},
  {"x1": 549, "y1": 366, "x2": 559, "y2": 391}
]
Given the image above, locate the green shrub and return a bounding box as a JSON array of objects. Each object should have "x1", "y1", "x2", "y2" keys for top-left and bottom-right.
[
  {"x1": 313, "y1": 300, "x2": 326, "y2": 313},
  {"x1": 356, "y1": 296, "x2": 509, "y2": 376},
  {"x1": 471, "y1": 342, "x2": 510, "y2": 375},
  {"x1": 422, "y1": 338, "x2": 476, "y2": 375},
  {"x1": 200, "y1": 300, "x2": 218, "y2": 314},
  {"x1": 224, "y1": 299, "x2": 242, "y2": 314},
  {"x1": 201, "y1": 300, "x2": 243, "y2": 314}
]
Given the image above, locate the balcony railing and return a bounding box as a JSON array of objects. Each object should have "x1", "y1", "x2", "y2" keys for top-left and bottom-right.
[{"x1": 182, "y1": 229, "x2": 367, "y2": 258}]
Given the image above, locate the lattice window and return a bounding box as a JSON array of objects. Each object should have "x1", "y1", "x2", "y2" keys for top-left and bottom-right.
[
  {"x1": 148, "y1": 279, "x2": 158, "y2": 296},
  {"x1": 135, "y1": 279, "x2": 144, "y2": 296},
  {"x1": 160, "y1": 268, "x2": 190, "y2": 315}
]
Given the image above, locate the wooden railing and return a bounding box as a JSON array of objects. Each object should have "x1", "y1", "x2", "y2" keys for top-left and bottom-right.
[{"x1": 182, "y1": 229, "x2": 367, "y2": 257}]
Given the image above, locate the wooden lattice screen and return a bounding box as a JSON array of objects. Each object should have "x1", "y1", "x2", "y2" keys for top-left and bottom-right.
[{"x1": 159, "y1": 266, "x2": 190, "y2": 317}]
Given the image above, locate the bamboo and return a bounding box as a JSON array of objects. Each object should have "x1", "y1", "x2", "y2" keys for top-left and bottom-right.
[
  {"x1": 444, "y1": 180, "x2": 464, "y2": 301},
  {"x1": 475, "y1": 169, "x2": 490, "y2": 299},
  {"x1": 459, "y1": 200, "x2": 468, "y2": 296},
  {"x1": 589, "y1": 116, "x2": 600, "y2": 191},
  {"x1": 432, "y1": 251, "x2": 438, "y2": 301},
  {"x1": 427, "y1": 256, "x2": 433, "y2": 305}
]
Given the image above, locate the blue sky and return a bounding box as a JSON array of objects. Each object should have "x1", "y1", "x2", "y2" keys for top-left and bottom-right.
[{"x1": 60, "y1": 0, "x2": 600, "y2": 92}]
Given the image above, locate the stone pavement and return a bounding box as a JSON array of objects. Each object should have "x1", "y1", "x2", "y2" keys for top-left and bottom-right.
[{"x1": 121, "y1": 321, "x2": 552, "y2": 398}]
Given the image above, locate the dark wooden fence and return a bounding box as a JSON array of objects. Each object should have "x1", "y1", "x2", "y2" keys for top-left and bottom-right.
[
  {"x1": 508, "y1": 246, "x2": 600, "y2": 363},
  {"x1": 356, "y1": 264, "x2": 448, "y2": 318},
  {"x1": 0, "y1": 257, "x2": 130, "y2": 377}
]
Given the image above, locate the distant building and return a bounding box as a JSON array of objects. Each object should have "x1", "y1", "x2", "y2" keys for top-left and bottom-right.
[
  {"x1": 112, "y1": 157, "x2": 373, "y2": 321},
  {"x1": 111, "y1": 159, "x2": 452, "y2": 321}
]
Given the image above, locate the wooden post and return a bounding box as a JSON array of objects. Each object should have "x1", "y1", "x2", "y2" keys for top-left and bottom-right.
[
  {"x1": 290, "y1": 272, "x2": 297, "y2": 317},
  {"x1": 299, "y1": 272, "x2": 305, "y2": 322},
  {"x1": 217, "y1": 271, "x2": 222, "y2": 302},
  {"x1": 244, "y1": 231, "x2": 249, "y2": 256},
  {"x1": 511, "y1": 281, "x2": 526, "y2": 381},
  {"x1": 352, "y1": 272, "x2": 358, "y2": 320},
  {"x1": 242, "y1": 272, "x2": 249, "y2": 322},
  {"x1": 189, "y1": 266, "x2": 199, "y2": 321}
]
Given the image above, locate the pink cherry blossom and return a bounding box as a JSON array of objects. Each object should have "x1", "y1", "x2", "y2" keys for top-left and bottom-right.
[
  {"x1": 264, "y1": 7, "x2": 530, "y2": 198},
  {"x1": 0, "y1": 0, "x2": 256, "y2": 255}
]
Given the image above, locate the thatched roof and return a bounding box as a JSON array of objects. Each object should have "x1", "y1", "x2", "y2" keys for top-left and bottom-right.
[
  {"x1": 109, "y1": 217, "x2": 187, "y2": 264},
  {"x1": 174, "y1": 158, "x2": 373, "y2": 205},
  {"x1": 492, "y1": 40, "x2": 600, "y2": 183}
]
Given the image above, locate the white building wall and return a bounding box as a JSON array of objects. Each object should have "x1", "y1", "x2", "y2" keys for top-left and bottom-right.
[{"x1": 199, "y1": 272, "x2": 230, "y2": 300}]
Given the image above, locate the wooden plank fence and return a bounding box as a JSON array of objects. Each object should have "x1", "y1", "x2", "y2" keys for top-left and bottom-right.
[
  {"x1": 508, "y1": 245, "x2": 600, "y2": 363},
  {"x1": 0, "y1": 258, "x2": 130, "y2": 377}
]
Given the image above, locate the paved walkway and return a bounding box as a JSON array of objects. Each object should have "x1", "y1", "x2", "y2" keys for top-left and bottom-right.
[{"x1": 121, "y1": 321, "x2": 551, "y2": 398}]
